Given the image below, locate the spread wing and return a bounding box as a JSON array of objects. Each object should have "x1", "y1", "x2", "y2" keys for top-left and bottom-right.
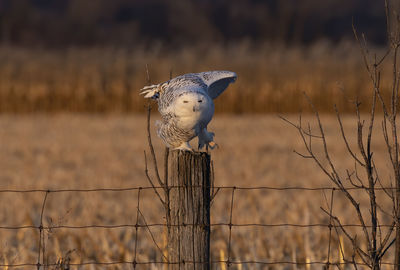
[
  {"x1": 139, "y1": 84, "x2": 161, "y2": 99},
  {"x1": 139, "y1": 73, "x2": 208, "y2": 99},
  {"x1": 140, "y1": 70, "x2": 237, "y2": 100},
  {"x1": 197, "y1": 71, "x2": 237, "y2": 99}
]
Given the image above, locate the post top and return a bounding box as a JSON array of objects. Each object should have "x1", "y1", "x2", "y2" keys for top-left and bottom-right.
[{"x1": 170, "y1": 150, "x2": 211, "y2": 157}]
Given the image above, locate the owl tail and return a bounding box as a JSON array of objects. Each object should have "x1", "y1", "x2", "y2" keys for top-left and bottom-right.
[{"x1": 140, "y1": 84, "x2": 160, "y2": 99}]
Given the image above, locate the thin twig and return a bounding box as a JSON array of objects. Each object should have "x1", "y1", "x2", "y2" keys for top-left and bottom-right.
[
  {"x1": 138, "y1": 209, "x2": 169, "y2": 263},
  {"x1": 144, "y1": 151, "x2": 166, "y2": 206},
  {"x1": 334, "y1": 105, "x2": 364, "y2": 167},
  {"x1": 321, "y1": 208, "x2": 370, "y2": 266},
  {"x1": 146, "y1": 105, "x2": 165, "y2": 189}
]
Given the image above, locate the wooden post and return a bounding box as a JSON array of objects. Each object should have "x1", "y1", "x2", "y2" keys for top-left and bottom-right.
[
  {"x1": 167, "y1": 150, "x2": 211, "y2": 270},
  {"x1": 396, "y1": 181, "x2": 400, "y2": 270}
]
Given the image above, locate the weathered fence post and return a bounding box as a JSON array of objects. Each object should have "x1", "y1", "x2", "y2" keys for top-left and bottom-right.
[{"x1": 166, "y1": 150, "x2": 211, "y2": 270}]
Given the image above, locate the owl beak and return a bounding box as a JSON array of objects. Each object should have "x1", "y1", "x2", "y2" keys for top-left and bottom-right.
[{"x1": 193, "y1": 105, "x2": 201, "y2": 112}]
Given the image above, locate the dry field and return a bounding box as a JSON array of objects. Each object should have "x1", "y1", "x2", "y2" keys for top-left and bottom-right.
[
  {"x1": 0, "y1": 114, "x2": 396, "y2": 269},
  {"x1": 0, "y1": 42, "x2": 393, "y2": 114}
]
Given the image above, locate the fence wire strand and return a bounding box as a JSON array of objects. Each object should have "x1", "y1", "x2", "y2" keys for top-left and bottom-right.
[{"x1": 0, "y1": 185, "x2": 398, "y2": 268}]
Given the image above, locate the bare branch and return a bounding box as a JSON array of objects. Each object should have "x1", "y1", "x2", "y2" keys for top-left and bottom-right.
[
  {"x1": 321, "y1": 207, "x2": 370, "y2": 265},
  {"x1": 146, "y1": 104, "x2": 165, "y2": 189},
  {"x1": 144, "y1": 151, "x2": 166, "y2": 206},
  {"x1": 376, "y1": 48, "x2": 391, "y2": 66},
  {"x1": 353, "y1": 21, "x2": 390, "y2": 118},
  {"x1": 334, "y1": 105, "x2": 364, "y2": 167},
  {"x1": 279, "y1": 115, "x2": 322, "y2": 138},
  {"x1": 304, "y1": 94, "x2": 341, "y2": 182},
  {"x1": 280, "y1": 114, "x2": 333, "y2": 179},
  {"x1": 374, "y1": 159, "x2": 394, "y2": 200},
  {"x1": 378, "y1": 221, "x2": 396, "y2": 258},
  {"x1": 379, "y1": 238, "x2": 396, "y2": 260},
  {"x1": 293, "y1": 150, "x2": 313, "y2": 159},
  {"x1": 347, "y1": 169, "x2": 364, "y2": 189}
]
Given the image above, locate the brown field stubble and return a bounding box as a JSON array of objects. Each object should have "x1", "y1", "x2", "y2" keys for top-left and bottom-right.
[
  {"x1": 0, "y1": 42, "x2": 393, "y2": 114},
  {"x1": 0, "y1": 114, "x2": 395, "y2": 269}
]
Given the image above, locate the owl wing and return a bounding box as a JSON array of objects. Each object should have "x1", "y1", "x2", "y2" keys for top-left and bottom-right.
[
  {"x1": 140, "y1": 71, "x2": 237, "y2": 100},
  {"x1": 140, "y1": 73, "x2": 207, "y2": 99},
  {"x1": 197, "y1": 71, "x2": 237, "y2": 99},
  {"x1": 139, "y1": 84, "x2": 161, "y2": 99}
]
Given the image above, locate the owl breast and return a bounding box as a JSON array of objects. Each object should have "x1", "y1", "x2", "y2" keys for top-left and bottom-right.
[{"x1": 173, "y1": 91, "x2": 214, "y2": 132}]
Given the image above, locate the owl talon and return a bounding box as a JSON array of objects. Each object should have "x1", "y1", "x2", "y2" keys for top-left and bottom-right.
[{"x1": 208, "y1": 141, "x2": 218, "y2": 149}]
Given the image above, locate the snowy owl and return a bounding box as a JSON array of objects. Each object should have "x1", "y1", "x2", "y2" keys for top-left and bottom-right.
[{"x1": 140, "y1": 71, "x2": 237, "y2": 151}]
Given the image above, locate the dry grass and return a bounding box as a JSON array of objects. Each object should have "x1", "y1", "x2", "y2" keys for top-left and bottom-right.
[
  {"x1": 0, "y1": 114, "x2": 395, "y2": 269},
  {"x1": 0, "y1": 42, "x2": 393, "y2": 114}
]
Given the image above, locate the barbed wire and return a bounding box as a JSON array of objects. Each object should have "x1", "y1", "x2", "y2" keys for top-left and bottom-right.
[
  {"x1": 0, "y1": 185, "x2": 397, "y2": 193},
  {"x1": 0, "y1": 185, "x2": 398, "y2": 269},
  {"x1": 0, "y1": 260, "x2": 399, "y2": 268},
  {"x1": 0, "y1": 223, "x2": 395, "y2": 231}
]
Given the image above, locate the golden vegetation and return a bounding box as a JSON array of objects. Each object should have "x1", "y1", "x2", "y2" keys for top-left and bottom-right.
[
  {"x1": 0, "y1": 42, "x2": 392, "y2": 114},
  {"x1": 0, "y1": 115, "x2": 394, "y2": 269}
]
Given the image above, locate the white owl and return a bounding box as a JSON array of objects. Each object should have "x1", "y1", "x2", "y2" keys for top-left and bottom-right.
[{"x1": 140, "y1": 71, "x2": 237, "y2": 151}]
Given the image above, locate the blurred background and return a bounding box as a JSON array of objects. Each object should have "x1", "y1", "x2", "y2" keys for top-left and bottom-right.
[
  {"x1": 0, "y1": 0, "x2": 390, "y2": 113},
  {"x1": 1, "y1": 1, "x2": 397, "y2": 265}
]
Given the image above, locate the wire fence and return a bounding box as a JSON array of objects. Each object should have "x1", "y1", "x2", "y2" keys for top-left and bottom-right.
[{"x1": 0, "y1": 185, "x2": 398, "y2": 269}]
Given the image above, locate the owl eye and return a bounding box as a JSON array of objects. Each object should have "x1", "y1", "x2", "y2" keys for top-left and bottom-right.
[
  {"x1": 183, "y1": 100, "x2": 189, "y2": 103},
  {"x1": 198, "y1": 100, "x2": 202, "y2": 103}
]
